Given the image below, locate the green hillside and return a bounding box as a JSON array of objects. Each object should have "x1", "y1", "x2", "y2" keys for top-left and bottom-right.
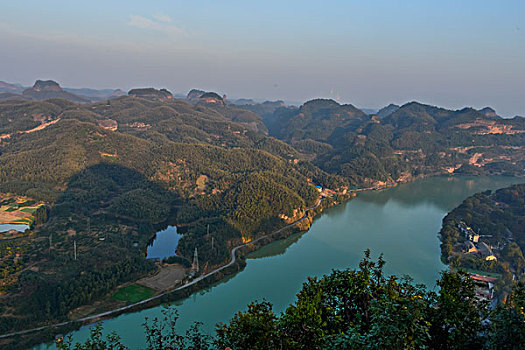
[
  {"x1": 0, "y1": 94, "x2": 523, "y2": 341},
  {"x1": 0, "y1": 96, "x2": 344, "y2": 337},
  {"x1": 261, "y1": 99, "x2": 524, "y2": 187}
]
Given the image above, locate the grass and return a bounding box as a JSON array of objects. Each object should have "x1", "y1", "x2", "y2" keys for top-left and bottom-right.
[
  {"x1": 19, "y1": 207, "x2": 38, "y2": 213},
  {"x1": 111, "y1": 284, "x2": 156, "y2": 303}
]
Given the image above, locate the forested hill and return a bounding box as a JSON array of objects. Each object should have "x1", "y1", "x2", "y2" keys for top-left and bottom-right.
[
  {"x1": 0, "y1": 95, "x2": 345, "y2": 339},
  {"x1": 439, "y1": 183, "x2": 525, "y2": 296},
  {"x1": 248, "y1": 99, "x2": 524, "y2": 187},
  {"x1": 0, "y1": 91, "x2": 523, "y2": 343}
]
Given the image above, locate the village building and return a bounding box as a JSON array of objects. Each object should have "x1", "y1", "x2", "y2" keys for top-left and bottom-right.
[
  {"x1": 464, "y1": 241, "x2": 478, "y2": 254},
  {"x1": 458, "y1": 222, "x2": 480, "y2": 242},
  {"x1": 478, "y1": 242, "x2": 497, "y2": 261},
  {"x1": 470, "y1": 274, "x2": 497, "y2": 301}
]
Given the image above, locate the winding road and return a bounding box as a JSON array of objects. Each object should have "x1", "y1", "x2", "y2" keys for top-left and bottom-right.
[{"x1": 0, "y1": 196, "x2": 326, "y2": 339}]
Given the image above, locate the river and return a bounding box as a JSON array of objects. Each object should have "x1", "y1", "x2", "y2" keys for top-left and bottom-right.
[{"x1": 36, "y1": 175, "x2": 523, "y2": 349}]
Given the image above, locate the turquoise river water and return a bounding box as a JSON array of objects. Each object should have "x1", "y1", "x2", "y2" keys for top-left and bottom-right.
[{"x1": 36, "y1": 175, "x2": 523, "y2": 349}]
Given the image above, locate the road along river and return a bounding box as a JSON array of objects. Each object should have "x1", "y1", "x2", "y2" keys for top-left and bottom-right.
[{"x1": 35, "y1": 175, "x2": 523, "y2": 349}]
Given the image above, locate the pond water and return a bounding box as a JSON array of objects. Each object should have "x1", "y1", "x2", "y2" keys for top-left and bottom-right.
[
  {"x1": 36, "y1": 175, "x2": 524, "y2": 349},
  {"x1": 146, "y1": 225, "x2": 182, "y2": 260},
  {"x1": 0, "y1": 223, "x2": 29, "y2": 233}
]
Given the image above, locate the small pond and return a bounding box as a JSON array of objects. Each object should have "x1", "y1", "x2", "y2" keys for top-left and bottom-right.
[
  {"x1": 146, "y1": 225, "x2": 182, "y2": 260},
  {"x1": 0, "y1": 223, "x2": 29, "y2": 233}
]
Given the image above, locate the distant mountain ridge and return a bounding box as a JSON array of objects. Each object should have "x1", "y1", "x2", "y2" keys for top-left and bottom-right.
[
  {"x1": 0, "y1": 81, "x2": 24, "y2": 93},
  {"x1": 64, "y1": 87, "x2": 125, "y2": 101},
  {"x1": 22, "y1": 80, "x2": 90, "y2": 103},
  {"x1": 0, "y1": 80, "x2": 125, "y2": 102},
  {"x1": 128, "y1": 87, "x2": 173, "y2": 101},
  {"x1": 376, "y1": 103, "x2": 400, "y2": 118}
]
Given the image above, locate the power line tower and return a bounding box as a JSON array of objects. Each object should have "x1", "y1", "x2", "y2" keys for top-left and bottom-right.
[
  {"x1": 192, "y1": 247, "x2": 199, "y2": 273},
  {"x1": 74, "y1": 240, "x2": 77, "y2": 261}
]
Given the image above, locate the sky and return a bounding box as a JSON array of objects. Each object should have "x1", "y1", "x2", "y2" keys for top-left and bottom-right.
[{"x1": 1, "y1": 0, "x2": 524, "y2": 116}]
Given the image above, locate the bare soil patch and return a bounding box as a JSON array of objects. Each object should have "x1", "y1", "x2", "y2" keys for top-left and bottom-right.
[{"x1": 136, "y1": 264, "x2": 188, "y2": 291}]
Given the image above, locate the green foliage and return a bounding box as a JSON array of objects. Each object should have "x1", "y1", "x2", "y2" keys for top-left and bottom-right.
[
  {"x1": 0, "y1": 95, "x2": 522, "y2": 341},
  {"x1": 216, "y1": 301, "x2": 279, "y2": 350},
  {"x1": 111, "y1": 284, "x2": 156, "y2": 303},
  {"x1": 58, "y1": 253, "x2": 525, "y2": 350},
  {"x1": 163, "y1": 255, "x2": 191, "y2": 267},
  {"x1": 57, "y1": 323, "x2": 126, "y2": 350},
  {"x1": 143, "y1": 307, "x2": 213, "y2": 350},
  {"x1": 439, "y1": 184, "x2": 525, "y2": 293},
  {"x1": 0, "y1": 97, "x2": 334, "y2": 336},
  {"x1": 429, "y1": 271, "x2": 486, "y2": 349},
  {"x1": 264, "y1": 99, "x2": 524, "y2": 186},
  {"x1": 485, "y1": 282, "x2": 525, "y2": 350}
]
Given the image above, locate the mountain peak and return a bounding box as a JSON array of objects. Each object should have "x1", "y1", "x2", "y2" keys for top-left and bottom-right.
[
  {"x1": 199, "y1": 92, "x2": 224, "y2": 105},
  {"x1": 376, "y1": 103, "x2": 400, "y2": 118},
  {"x1": 22, "y1": 80, "x2": 89, "y2": 103},
  {"x1": 186, "y1": 89, "x2": 205, "y2": 102},
  {"x1": 32, "y1": 80, "x2": 62, "y2": 92},
  {"x1": 479, "y1": 107, "x2": 498, "y2": 118},
  {"x1": 128, "y1": 88, "x2": 173, "y2": 101}
]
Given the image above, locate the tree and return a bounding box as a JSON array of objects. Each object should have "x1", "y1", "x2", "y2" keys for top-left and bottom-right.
[
  {"x1": 428, "y1": 271, "x2": 486, "y2": 350},
  {"x1": 216, "y1": 301, "x2": 279, "y2": 350},
  {"x1": 486, "y1": 282, "x2": 525, "y2": 349},
  {"x1": 57, "y1": 323, "x2": 125, "y2": 350},
  {"x1": 143, "y1": 306, "x2": 212, "y2": 350}
]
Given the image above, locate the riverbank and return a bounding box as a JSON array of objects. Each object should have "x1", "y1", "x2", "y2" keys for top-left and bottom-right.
[
  {"x1": 40, "y1": 175, "x2": 522, "y2": 349},
  {"x1": 6, "y1": 175, "x2": 523, "y2": 349},
  {"x1": 1, "y1": 192, "x2": 349, "y2": 348}
]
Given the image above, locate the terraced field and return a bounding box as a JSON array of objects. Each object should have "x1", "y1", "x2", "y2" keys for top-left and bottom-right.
[{"x1": 0, "y1": 196, "x2": 43, "y2": 233}]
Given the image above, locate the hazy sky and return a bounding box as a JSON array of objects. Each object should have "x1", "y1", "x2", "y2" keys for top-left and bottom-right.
[{"x1": 1, "y1": 0, "x2": 524, "y2": 116}]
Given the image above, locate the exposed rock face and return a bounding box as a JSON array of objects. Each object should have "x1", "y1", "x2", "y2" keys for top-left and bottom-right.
[
  {"x1": 186, "y1": 89, "x2": 205, "y2": 102},
  {"x1": 128, "y1": 88, "x2": 173, "y2": 101},
  {"x1": 479, "y1": 107, "x2": 498, "y2": 118},
  {"x1": 199, "y1": 92, "x2": 225, "y2": 105},
  {"x1": 32, "y1": 80, "x2": 61, "y2": 92},
  {"x1": 22, "y1": 80, "x2": 90, "y2": 103}
]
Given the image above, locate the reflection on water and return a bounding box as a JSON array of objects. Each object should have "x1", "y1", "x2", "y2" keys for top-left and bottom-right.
[
  {"x1": 36, "y1": 176, "x2": 524, "y2": 349},
  {"x1": 357, "y1": 176, "x2": 522, "y2": 212},
  {"x1": 146, "y1": 226, "x2": 182, "y2": 260},
  {"x1": 247, "y1": 232, "x2": 305, "y2": 259}
]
